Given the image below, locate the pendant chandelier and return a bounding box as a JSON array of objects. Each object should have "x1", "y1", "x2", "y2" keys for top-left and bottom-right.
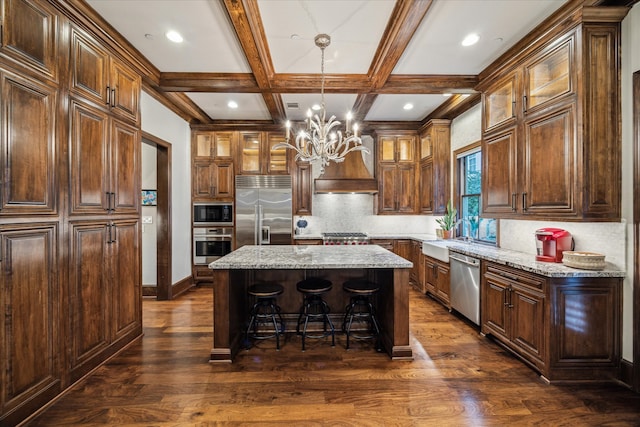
[{"x1": 274, "y1": 34, "x2": 369, "y2": 175}]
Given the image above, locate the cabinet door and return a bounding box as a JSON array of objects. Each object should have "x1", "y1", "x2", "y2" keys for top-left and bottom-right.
[
  {"x1": 397, "y1": 136, "x2": 414, "y2": 162},
  {"x1": 1, "y1": 71, "x2": 57, "y2": 214},
  {"x1": 214, "y1": 132, "x2": 234, "y2": 159},
  {"x1": 0, "y1": 224, "x2": 60, "y2": 420},
  {"x1": 481, "y1": 272, "x2": 510, "y2": 340},
  {"x1": 419, "y1": 159, "x2": 433, "y2": 213},
  {"x1": 68, "y1": 221, "x2": 110, "y2": 381},
  {"x1": 379, "y1": 136, "x2": 396, "y2": 163},
  {"x1": 393, "y1": 239, "x2": 411, "y2": 261},
  {"x1": 109, "y1": 58, "x2": 140, "y2": 124},
  {"x1": 521, "y1": 103, "x2": 575, "y2": 216},
  {"x1": 193, "y1": 131, "x2": 215, "y2": 159},
  {"x1": 214, "y1": 160, "x2": 234, "y2": 200},
  {"x1": 424, "y1": 258, "x2": 436, "y2": 295},
  {"x1": 510, "y1": 284, "x2": 545, "y2": 363},
  {"x1": 110, "y1": 119, "x2": 140, "y2": 214},
  {"x1": 192, "y1": 160, "x2": 217, "y2": 200},
  {"x1": 0, "y1": 0, "x2": 58, "y2": 81},
  {"x1": 266, "y1": 133, "x2": 289, "y2": 174},
  {"x1": 484, "y1": 74, "x2": 517, "y2": 131},
  {"x1": 70, "y1": 26, "x2": 110, "y2": 106},
  {"x1": 378, "y1": 164, "x2": 397, "y2": 213},
  {"x1": 69, "y1": 100, "x2": 110, "y2": 215},
  {"x1": 431, "y1": 125, "x2": 450, "y2": 215},
  {"x1": 524, "y1": 38, "x2": 573, "y2": 112},
  {"x1": 397, "y1": 164, "x2": 416, "y2": 213},
  {"x1": 435, "y1": 262, "x2": 450, "y2": 305},
  {"x1": 239, "y1": 132, "x2": 261, "y2": 174},
  {"x1": 110, "y1": 219, "x2": 141, "y2": 342},
  {"x1": 293, "y1": 161, "x2": 312, "y2": 215},
  {"x1": 482, "y1": 128, "x2": 517, "y2": 216}
]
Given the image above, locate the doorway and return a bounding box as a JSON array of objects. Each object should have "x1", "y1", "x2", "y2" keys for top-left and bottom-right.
[
  {"x1": 634, "y1": 70, "x2": 640, "y2": 392},
  {"x1": 142, "y1": 132, "x2": 172, "y2": 300}
]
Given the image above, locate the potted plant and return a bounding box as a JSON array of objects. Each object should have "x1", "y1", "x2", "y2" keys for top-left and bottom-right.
[{"x1": 435, "y1": 200, "x2": 459, "y2": 239}]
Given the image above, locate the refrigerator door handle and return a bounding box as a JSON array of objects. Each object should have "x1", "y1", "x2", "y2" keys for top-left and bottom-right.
[
  {"x1": 254, "y1": 204, "x2": 259, "y2": 245},
  {"x1": 258, "y1": 205, "x2": 264, "y2": 245},
  {"x1": 261, "y1": 225, "x2": 271, "y2": 244}
]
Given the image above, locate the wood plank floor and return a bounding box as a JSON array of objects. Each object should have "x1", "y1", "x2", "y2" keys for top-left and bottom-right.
[{"x1": 29, "y1": 286, "x2": 640, "y2": 426}]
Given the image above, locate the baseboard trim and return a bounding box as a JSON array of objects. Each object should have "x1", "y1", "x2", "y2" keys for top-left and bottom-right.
[
  {"x1": 619, "y1": 358, "x2": 634, "y2": 388},
  {"x1": 172, "y1": 275, "x2": 194, "y2": 298}
]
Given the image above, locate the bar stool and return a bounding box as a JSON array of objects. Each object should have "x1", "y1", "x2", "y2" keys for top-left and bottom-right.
[
  {"x1": 342, "y1": 279, "x2": 381, "y2": 351},
  {"x1": 245, "y1": 283, "x2": 285, "y2": 350},
  {"x1": 296, "y1": 277, "x2": 335, "y2": 351}
]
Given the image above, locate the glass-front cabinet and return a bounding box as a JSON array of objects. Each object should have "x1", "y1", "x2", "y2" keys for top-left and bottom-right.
[
  {"x1": 525, "y1": 40, "x2": 571, "y2": 111},
  {"x1": 238, "y1": 131, "x2": 290, "y2": 175},
  {"x1": 193, "y1": 131, "x2": 234, "y2": 159},
  {"x1": 485, "y1": 75, "x2": 516, "y2": 131}
]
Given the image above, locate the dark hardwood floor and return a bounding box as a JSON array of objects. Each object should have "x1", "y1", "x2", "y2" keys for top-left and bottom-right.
[{"x1": 28, "y1": 286, "x2": 640, "y2": 426}]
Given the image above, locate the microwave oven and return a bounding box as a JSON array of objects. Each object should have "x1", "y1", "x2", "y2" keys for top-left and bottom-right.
[{"x1": 193, "y1": 202, "x2": 233, "y2": 226}]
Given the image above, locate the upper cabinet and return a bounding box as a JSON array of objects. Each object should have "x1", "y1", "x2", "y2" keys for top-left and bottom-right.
[
  {"x1": 70, "y1": 26, "x2": 141, "y2": 125},
  {"x1": 191, "y1": 131, "x2": 234, "y2": 201},
  {"x1": 376, "y1": 132, "x2": 417, "y2": 214},
  {"x1": 479, "y1": 9, "x2": 624, "y2": 221},
  {"x1": 0, "y1": 0, "x2": 59, "y2": 82},
  {"x1": 238, "y1": 131, "x2": 289, "y2": 175},
  {"x1": 419, "y1": 120, "x2": 451, "y2": 215},
  {"x1": 0, "y1": 69, "x2": 57, "y2": 215},
  {"x1": 193, "y1": 131, "x2": 235, "y2": 160}
]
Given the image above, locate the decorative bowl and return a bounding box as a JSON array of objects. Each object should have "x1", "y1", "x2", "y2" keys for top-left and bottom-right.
[{"x1": 562, "y1": 251, "x2": 606, "y2": 270}]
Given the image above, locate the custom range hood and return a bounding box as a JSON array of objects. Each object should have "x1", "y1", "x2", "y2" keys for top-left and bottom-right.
[{"x1": 314, "y1": 150, "x2": 378, "y2": 194}]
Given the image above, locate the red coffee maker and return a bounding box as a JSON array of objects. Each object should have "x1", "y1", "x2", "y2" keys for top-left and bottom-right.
[{"x1": 535, "y1": 228, "x2": 573, "y2": 262}]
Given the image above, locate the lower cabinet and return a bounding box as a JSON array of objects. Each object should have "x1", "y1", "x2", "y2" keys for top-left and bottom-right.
[
  {"x1": 294, "y1": 239, "x2": 322, "y2": 245},
  {"x1": 424, "y1": 255, "x2": 450, "y2": 308},
  {"x1": 481, "y1": 261, "x2": 622, "y2": 382},
  {"x1": 68, "y1": 219, "x2": 141, "y2": 383},
  {"x1": 0, "y1": 223, "x2": 62, "y2": 426}
]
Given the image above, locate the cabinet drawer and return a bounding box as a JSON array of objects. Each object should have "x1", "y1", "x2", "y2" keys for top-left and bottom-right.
[{"x1": 484, "y1": 263, "x2": 545, "y2": 291}]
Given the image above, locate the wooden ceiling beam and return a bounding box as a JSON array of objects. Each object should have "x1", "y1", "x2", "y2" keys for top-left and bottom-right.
[
  {"x1": 159, "y1": 73, "x2": 259, "y2": 92},
  {"x1": 380, "y1": 75, "x2": 479, "y2": 94},
  {"x1": 368, "y1": 0, "x2": 434, "y2": 89}
]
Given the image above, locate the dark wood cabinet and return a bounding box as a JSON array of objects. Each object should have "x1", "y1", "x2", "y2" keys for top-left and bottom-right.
[
  {"x1": 480, "y1": 13, "x2": 623, "y2": 220},
  {"x1": 0, "y1": 223, "x2": 61, "y2": 426},
  {"x1": 70, "y1": 26, "x2": 140, "y2": 125},
  {"x1": 419, "y1": 120, "x2": 451, "y2": 215},
  {"x1": 68, "y1": 219, "x2": 141, "y2": 383},
  {"x1": 481, "y1": 261, "x2": 622, "y2": 382},
  {"x1": 238, "y1": 131, "x2": 289, "y2": 175},
  {"x1": 191, "y1": 131, "x2": 235, "y2": 201},
  {"x1": 424, "y1": 255, "x2": 450, "y2": 308},
  {"x1": 293, "y1": 160, "x2": 312, "y2": 215},
  {"x1": 0, "y1": 0, "x2": 59, "y2": 82},
  {"x1": 69, "y1": 100, "x2": 140, "y2": 215},
  {"x1": 376, "y1": 132, "x2": 417, "y2": 214},
  {"x1": 0, "y1": 69, "x2": 57, "y2": 215},
  {"x1": 192, "y1": 159, "x2": 234, "y2": 201}
]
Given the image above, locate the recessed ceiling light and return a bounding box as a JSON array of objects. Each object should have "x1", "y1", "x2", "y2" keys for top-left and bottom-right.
[
  {"x1": 166, "y1": 30, "x2": 183, "y2": 43},
  {"x1": 290, "y1": 34, "x2": 300, "y2": 40},
  {"x1": 227, "y1": 100, "x2": 238, "y2": 109},
  {"x1": 144, "y1": 33, "x2": 154, "y2": 40},
  {"x1": 311, "y1": 104, "x2": 321, "y2": 111},
  {"x1": 462, "y1": 94, "x2": 470, "y2": 98},
  {"x1": 443, "y1": 93, "x2": 452, "y2": 97},
  {"x1": 462, "y1": 33, "x2": 479, "y2": 47},
  {"x1": 403, "y1": 103, "x2": 414, "y2": 110}
]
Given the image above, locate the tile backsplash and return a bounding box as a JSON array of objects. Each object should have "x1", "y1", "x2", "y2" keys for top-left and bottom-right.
[{"x1": 296, "y1": 193, "x2": 626, "y2": 269}]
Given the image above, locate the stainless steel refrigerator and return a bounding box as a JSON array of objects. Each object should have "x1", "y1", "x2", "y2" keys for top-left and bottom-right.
[{"x1": 235, "y1": 175, "x2": 292, "y2": 247}]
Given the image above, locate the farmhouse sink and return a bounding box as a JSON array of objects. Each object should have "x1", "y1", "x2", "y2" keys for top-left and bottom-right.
[{"x1": 422, "y1": 240, "x2": 450, "y2": 263}]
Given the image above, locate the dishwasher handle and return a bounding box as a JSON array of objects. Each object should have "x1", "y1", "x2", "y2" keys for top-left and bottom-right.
[{"x1": 449, "y1": 253, "x2": 480, "y2": 267}]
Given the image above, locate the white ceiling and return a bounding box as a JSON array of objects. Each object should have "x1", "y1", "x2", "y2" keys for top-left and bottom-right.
[{"x1": 86, "y1": 0, "x2": 567, "y2": 123}]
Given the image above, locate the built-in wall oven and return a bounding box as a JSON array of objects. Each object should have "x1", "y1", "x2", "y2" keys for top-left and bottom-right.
[
  {"x1": 193, "y1": 227, "x2": 233, "y2": 265},
  {"x1": 193, "y1": 202, "x2": 233, "y2": 226}
]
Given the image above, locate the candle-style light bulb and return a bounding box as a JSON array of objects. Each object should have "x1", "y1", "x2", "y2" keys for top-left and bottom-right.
[
  {"x1": 306, "y1": 109, "x2": 312, "y2": 131},
  {"x1": 285, "y1": 120, "x2": 291, "y2": 140},
  {"x1": 346, "y1": 111, "x2": 352, "y2": 133},
  {"x1": 353, "y1": 123, "x2": 359, "y2": 138}
]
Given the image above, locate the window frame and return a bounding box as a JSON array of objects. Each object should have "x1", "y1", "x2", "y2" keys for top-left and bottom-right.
[{"x1": 453, "y1": 141, "x2": 498, "y2": 245}]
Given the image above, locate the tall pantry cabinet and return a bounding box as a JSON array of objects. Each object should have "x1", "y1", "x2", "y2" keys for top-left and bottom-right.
[{"x1": 0, "y1": 1, "x2": 142, "y2": 425}]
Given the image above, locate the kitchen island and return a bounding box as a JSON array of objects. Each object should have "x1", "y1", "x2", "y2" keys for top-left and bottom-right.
[{"x1": 208, "y1": 245, "x2": 413, "y2": 362}]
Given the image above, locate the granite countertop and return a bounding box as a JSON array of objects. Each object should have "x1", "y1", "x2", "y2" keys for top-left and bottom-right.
[
  {"x1": 427, "y1": 239, "x2": 626, "y2": 278},
  {"x1": 209, "y1": 245, "x2": 413, "y2": 270}
]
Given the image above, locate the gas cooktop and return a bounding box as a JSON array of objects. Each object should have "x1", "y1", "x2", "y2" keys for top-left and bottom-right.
[{"x1": 322, "y1": 232, "x2": 369, "y2": 245}]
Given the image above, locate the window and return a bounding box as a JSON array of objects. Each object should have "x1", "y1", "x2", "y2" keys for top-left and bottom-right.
[{"x1": 456, "y1": 144, "x2": 497, "y2": 244}]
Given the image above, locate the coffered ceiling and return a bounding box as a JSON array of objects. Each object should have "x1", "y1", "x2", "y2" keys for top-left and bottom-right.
[{"x1": 86, "y1": 0, "x2": 567, "y2": 126}]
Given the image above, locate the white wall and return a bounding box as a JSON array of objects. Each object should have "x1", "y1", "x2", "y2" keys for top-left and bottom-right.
[
  {"x1": 140, "y1": 91, "x2": 192, "y2": 284},
  {"x1": 620, "y1": 3, "x2": 640, "y2": 362}
]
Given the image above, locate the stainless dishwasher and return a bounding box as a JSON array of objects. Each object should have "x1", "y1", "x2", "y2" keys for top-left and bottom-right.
[{"x1": 449, "y1": 252, "x2": 480, "y2": 326}]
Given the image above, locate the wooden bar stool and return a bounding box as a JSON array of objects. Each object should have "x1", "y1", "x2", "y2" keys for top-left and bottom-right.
[
  {"x1": 245, "y1": 283, "x2": 285, "y2": 350},
  {"x1": 342, "y1": 279, "x2": 381, "y2": 351},
  {"x1": 296, "y1": 277, "x2": 335, "y2": 351}
]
